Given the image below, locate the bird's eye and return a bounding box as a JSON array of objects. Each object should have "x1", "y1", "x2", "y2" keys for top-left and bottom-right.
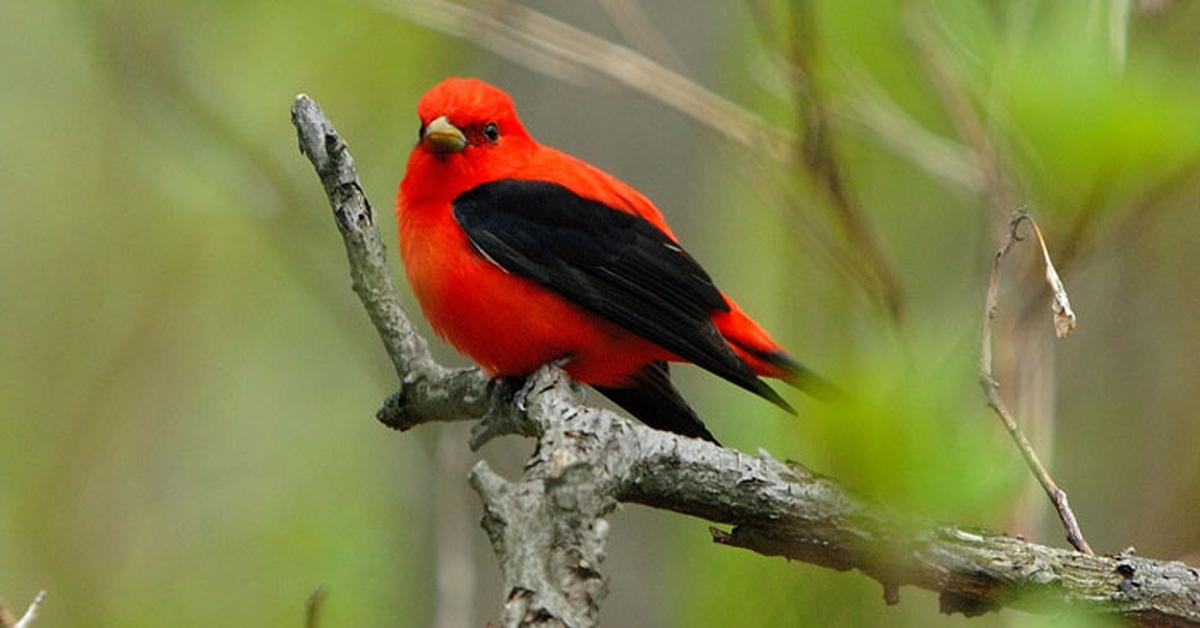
[{"x1": 483, "y1": 122, "x2": 500, "y2": 142}]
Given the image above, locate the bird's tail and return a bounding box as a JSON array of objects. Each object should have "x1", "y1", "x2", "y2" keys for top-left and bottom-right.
[
  {"x1": 714, "y1": 298, "x2": 843, "y2": 402},
  {"x1": 751, "y1": 350, "x2": 844, "y2": 402}
]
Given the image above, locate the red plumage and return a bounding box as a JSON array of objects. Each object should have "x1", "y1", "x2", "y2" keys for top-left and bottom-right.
[{"x1": 398, "y1": 77, "x2": 816, "y2": 441}]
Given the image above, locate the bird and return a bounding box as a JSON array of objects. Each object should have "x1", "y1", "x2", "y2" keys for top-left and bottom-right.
[{"x1": 397, "y1": 77, "x2": 828, "y2": 444}]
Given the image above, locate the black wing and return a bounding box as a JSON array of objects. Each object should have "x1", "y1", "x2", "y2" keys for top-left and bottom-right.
[
  {"x1": 595, "y1": 362, "x2": 719, "y2": 444},
  {"x1": 453, "y1": 179, "x2": 790, "y2": 411}
]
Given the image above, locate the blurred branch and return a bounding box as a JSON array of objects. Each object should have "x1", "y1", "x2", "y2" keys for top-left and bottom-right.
[
  {"x1": 781, "y1": 3, "x2": 906, "y2": 320},
  {"x1": 292, "y1": 95, "x2": 1200, "y2": 627},
  {"x1": 1057, "y1": 158, "x2": 1200, "y2": 276},
  {"x1": 305, "y1": 587, "x2": 327, "y2": 628},
  {"x1": 80, "y1": 0, "x2": 378, "y2": 378},
  {"x1": 596, "y1": 0, "x2": 688, "y2": 74},
  {"x1": 1110, "y1": 0, "x2": 1132, "y2": 70},
  {"x1": 980, "y1": 210, "x2": 1090, "y2": 554},
  {"x1": 904, "y1": 3, "x2": 1018, "y2": 219},
  {"x1": 836, "y1": 72, "x2": 986, "y2": 193},
  {"x1": 0, "y1": 591, "x2": 47, "y2": 628},
  {"x1": 370, "y1": 0, "x2": 797, "y2": 161},
  {"x1": 84, "y1": 1, "x2": 308, "y2": 215}
]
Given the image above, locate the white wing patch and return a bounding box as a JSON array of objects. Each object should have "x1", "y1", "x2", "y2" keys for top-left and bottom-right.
[{"x1": 468, "y1": 237, "x2": 510, "y2": 273}]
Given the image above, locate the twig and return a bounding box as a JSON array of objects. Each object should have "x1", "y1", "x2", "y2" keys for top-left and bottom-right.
[
  {"x1": 305, "y1": 587, "x2": 327, "y2": 628},
  {"x1": 980, "y1": 210, "x2": 1092, "y2": 554},
  {"x1": 9, "y1": 591, "x2": 47, "y2": 628},
  {"x1": 745, "y1": 0, "x2": 909, "y2": 319},
  {"x1": 906, "y1": 1, "x2": 1084, "y2": 549},
  {"x1": 291, "y1": 95, "x2": 1200, "y2": 625}
]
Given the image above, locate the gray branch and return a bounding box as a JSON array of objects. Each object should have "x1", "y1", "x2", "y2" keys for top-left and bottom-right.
[{"x1": 291, "y1": 94, "x2": 1200, "y2": 627}]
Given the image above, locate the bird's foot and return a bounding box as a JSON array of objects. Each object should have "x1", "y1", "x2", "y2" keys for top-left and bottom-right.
[
  {"x1": 513, "y1": 375, "x2": 540, "y2": 412},
  {"x1": 484, "y1": 375, "x2": 527, "y2": 411},
  {"x1": 470, "y1": 375, "x2": 534, "y2": 451},
  {"x1": 501, "y1": 357, "x2": 574, "y2": 411},
  {"x1": 480, "y1": 373, "x2": 544, "y2": 413}
]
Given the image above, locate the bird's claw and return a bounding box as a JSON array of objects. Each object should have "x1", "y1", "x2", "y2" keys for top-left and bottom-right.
[
  {"x1": 513, "y1": 375, "x2": 539, "y2": 412},
  {"x1": 483, "y1": 374, "x2": 537, "y2": 412},
  {"x1": 489, "y1": 358, "x2": 572, "y2": 412}
]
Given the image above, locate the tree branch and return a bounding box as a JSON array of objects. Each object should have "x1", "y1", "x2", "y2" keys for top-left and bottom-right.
[{"x1": 291, "y1": 95, "x2": 1200, "y2": 627}]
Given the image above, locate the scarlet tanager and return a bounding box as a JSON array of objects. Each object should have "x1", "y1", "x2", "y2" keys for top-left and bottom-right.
[{"x1": 398, "y1": 77, "x2": 826, "y2": 443}]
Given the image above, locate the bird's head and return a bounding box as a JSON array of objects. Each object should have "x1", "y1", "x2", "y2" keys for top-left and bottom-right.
[
  {"x1": 403, "y1": 78, "x2": 536, "y2": 203},
  {"x1": 415, "y1": 77, "x2": 530, "y2": 154}
]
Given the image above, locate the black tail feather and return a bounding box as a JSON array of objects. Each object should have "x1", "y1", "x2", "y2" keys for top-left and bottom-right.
[
  {"x1": 748, "y1": 349, "x2": 844, "y2": 403},
  {"x1": 594, "y1": 362, "x2": 720, "y2": 444}
]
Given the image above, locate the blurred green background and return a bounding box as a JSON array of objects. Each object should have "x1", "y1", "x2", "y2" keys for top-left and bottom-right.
[{"x1": 2, "y1": 1, "x2": 1198, "y2": 626}]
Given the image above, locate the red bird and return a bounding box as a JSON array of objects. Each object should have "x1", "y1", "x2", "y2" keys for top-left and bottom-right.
[{"x1": 398, "y1": 77, "x2": 824, "y2": 443}]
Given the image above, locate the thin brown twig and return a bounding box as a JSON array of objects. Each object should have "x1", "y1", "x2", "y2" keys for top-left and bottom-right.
[
  {"x1": 906, "y1": 0, "x2": 1080, "y2": 547},
  {"x1": 980, "y1": 210, "x2": 1093, "y2": 555},
  {"x1": 305, "y1": 587, "x2": 327, "y2": 628}
]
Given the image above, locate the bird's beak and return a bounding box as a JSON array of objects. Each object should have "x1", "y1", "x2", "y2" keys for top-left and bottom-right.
[{"x1": 422, "y1": 116, "x2": 467, "y2": 154}]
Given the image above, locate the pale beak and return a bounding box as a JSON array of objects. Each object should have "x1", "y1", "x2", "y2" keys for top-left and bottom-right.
[{"x1": 422, "y1": 115, "x2": 467, "y2": 154}]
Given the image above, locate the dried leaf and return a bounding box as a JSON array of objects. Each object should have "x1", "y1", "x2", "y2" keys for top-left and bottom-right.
[{"x1": 1030, "y1": 219, "x2": 1077, "y2": 338}]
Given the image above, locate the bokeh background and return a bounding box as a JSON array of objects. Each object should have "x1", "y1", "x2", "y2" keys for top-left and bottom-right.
[{"x1": 2, "y1": 1, "x2": 1198, "y2": 626}]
